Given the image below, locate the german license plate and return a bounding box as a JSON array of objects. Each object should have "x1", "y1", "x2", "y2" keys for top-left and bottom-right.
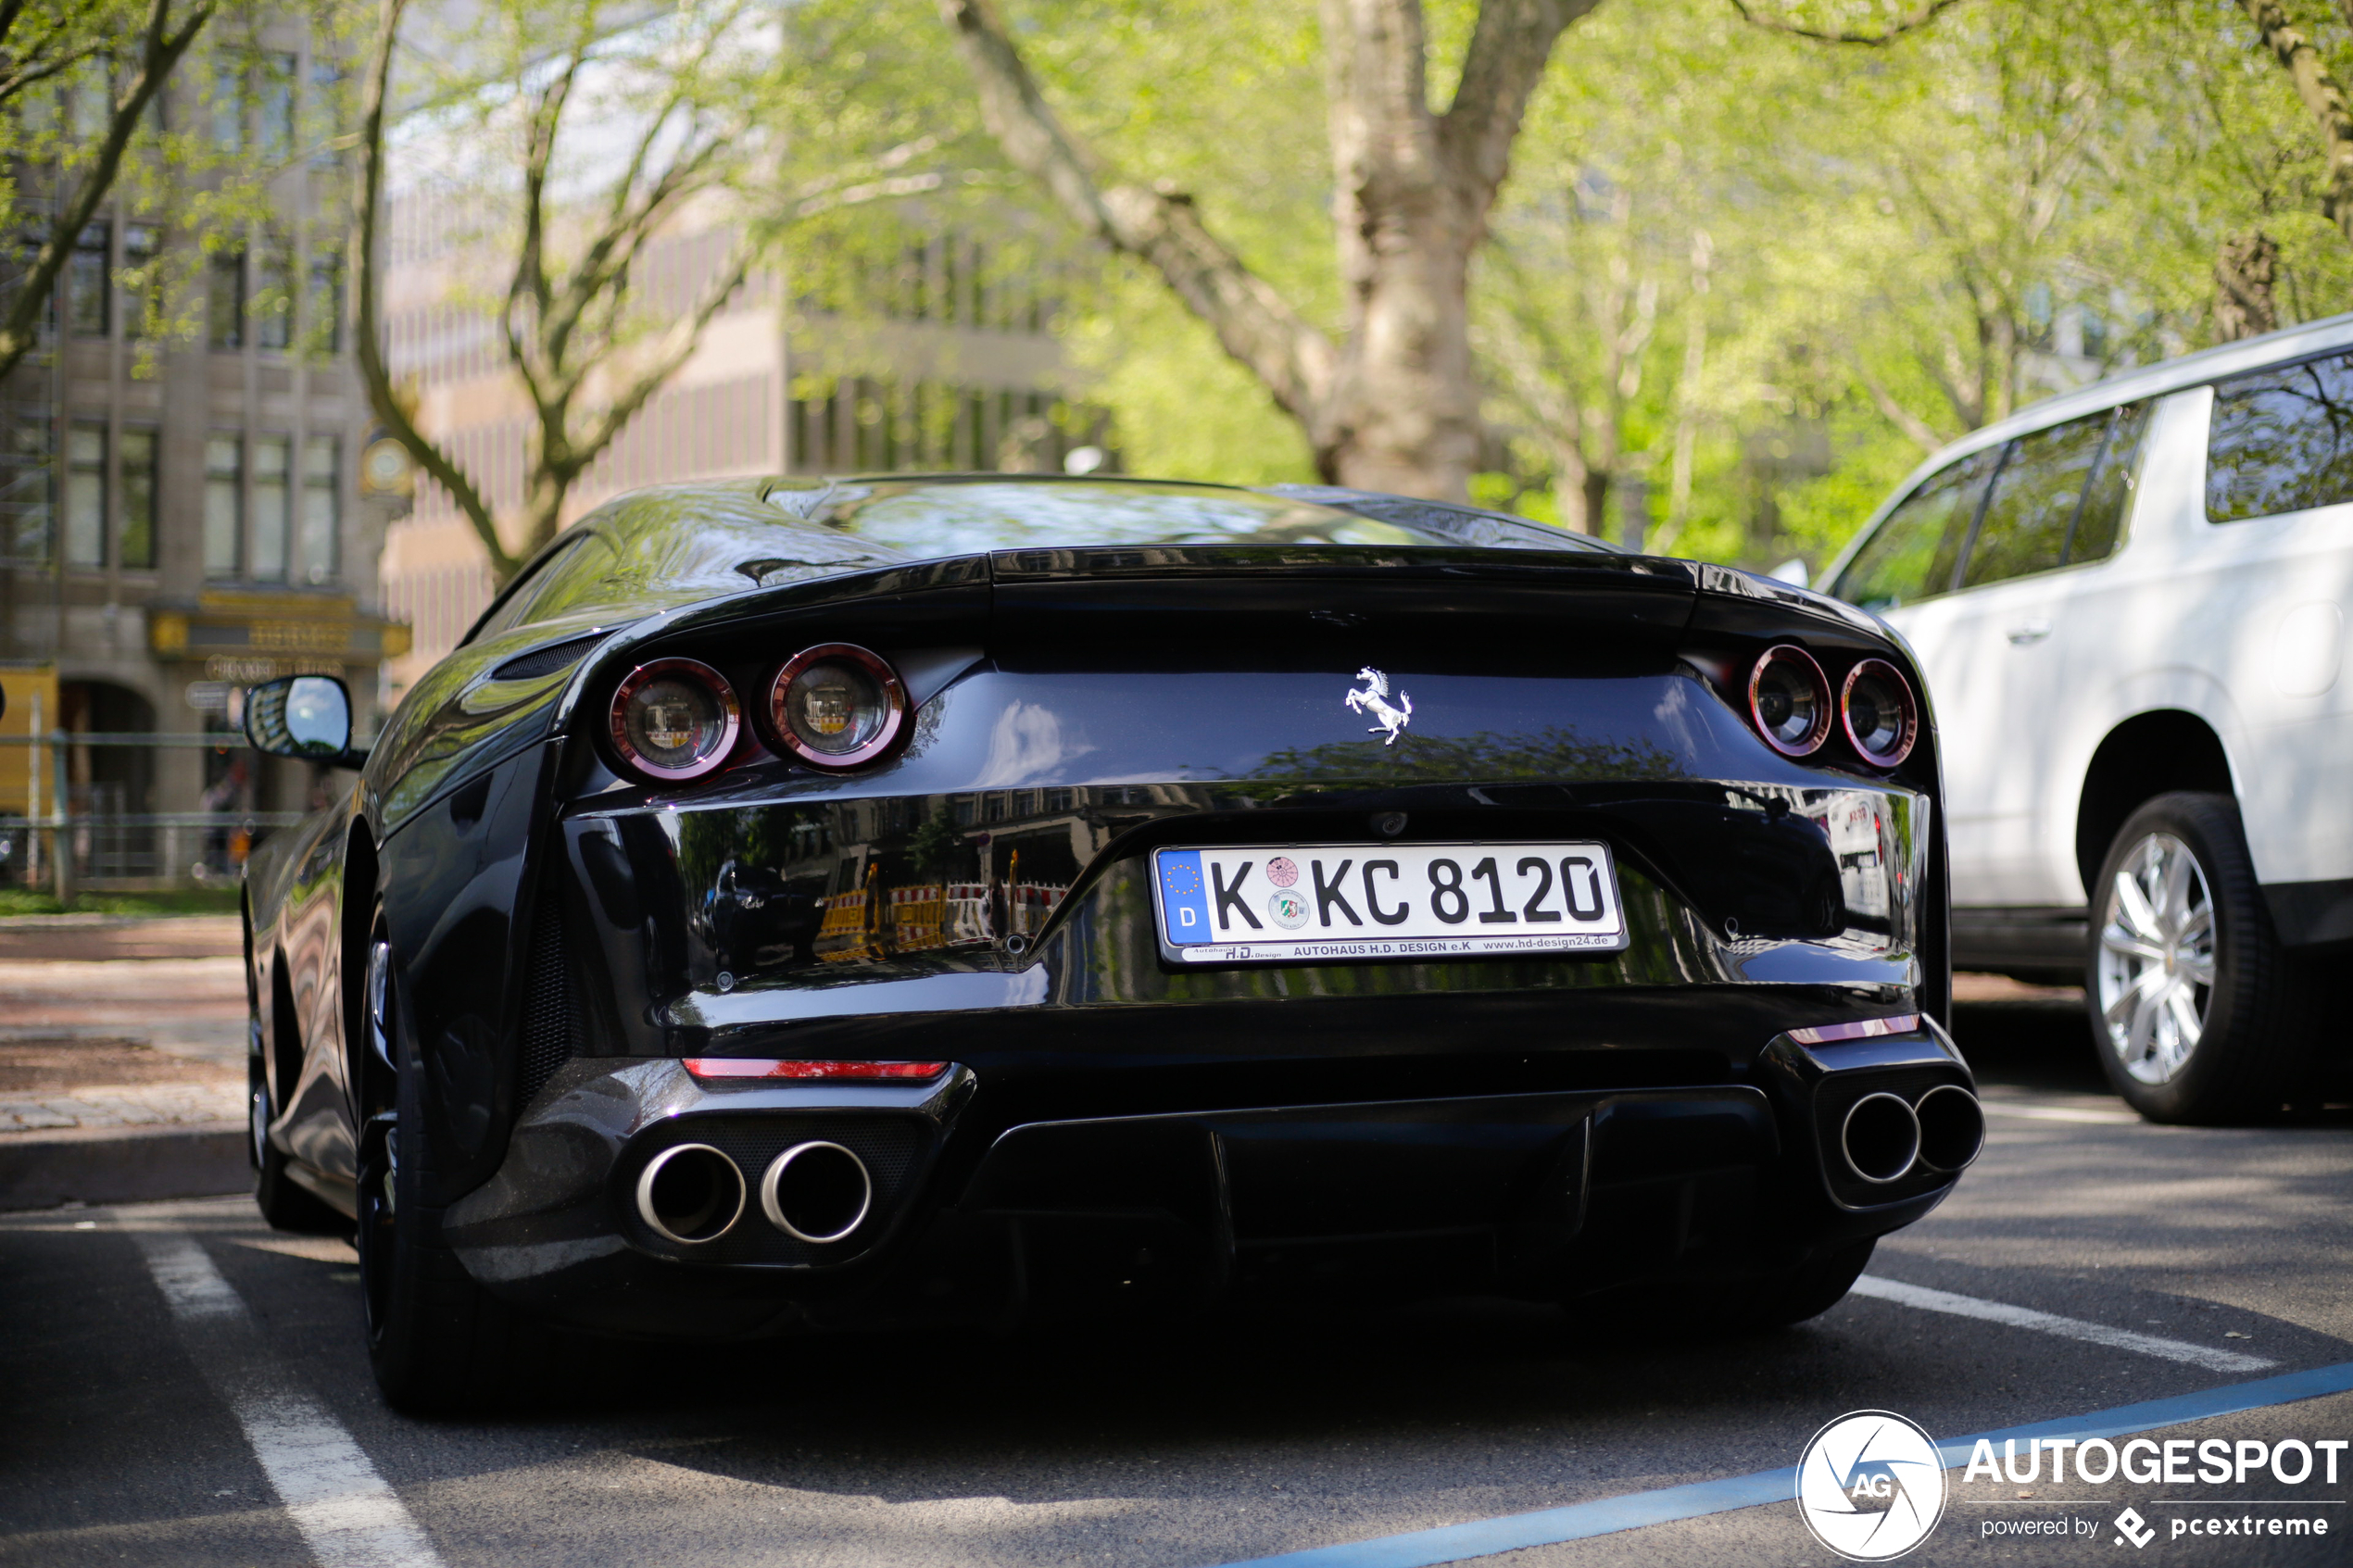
[{"x1": 1151, "y1": 843, "x2": 1629, "y2": 965}]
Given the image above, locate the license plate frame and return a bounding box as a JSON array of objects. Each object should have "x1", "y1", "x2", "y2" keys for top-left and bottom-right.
[{"x1": 1150, "y1": 841, "x2": 1629, "y2": 967}]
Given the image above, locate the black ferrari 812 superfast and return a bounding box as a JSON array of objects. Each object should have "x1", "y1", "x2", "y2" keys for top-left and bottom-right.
[{"x1": 238, "y1": 476, "x2": 1977, "y2": 1409}]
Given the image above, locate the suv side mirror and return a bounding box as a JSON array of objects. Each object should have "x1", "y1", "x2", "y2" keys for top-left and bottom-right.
[{"x1": 245, "y1": 675, "x2": 362, "y2": 764}]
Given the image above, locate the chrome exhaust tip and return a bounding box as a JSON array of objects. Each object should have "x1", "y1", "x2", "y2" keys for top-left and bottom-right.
[
  {"x1": 759, "y1": 1140, "x2": 872, "y2": 1244},
  {"x1": 1841, "y1": 1092, "x2": 1922, "y2": 1185},
  {"x1": 1914, "y1": 1084, "x2": 1986, "y2": 1173},
  {"x1": 635, "y1": 1143, "x2": 746, "y2": 1244}
]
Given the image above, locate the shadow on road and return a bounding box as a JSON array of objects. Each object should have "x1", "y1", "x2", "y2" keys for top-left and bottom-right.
[{"x1": 1946, "y1": 996, "x2": 2110, "y2": 1097}]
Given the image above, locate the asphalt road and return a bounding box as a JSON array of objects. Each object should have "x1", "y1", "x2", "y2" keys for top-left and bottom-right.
[{"x1": 4, "y1": 996, "x2": 2350, "y2": 1568}]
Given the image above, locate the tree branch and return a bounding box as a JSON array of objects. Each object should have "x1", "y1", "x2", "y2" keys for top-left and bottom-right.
[
  {"x1": 0, "y1": 0, "x2": 110, "y2": 107},
  {"x1": 1438, "y1": 0, "x2": 1601, "y2": 205},
  {"x1": 2239, "y1": 0, "x2": 2353, "y2": 245},
  {"x1": 1851, "y1": 358, "x2": 1948, "y2": 453},
  {"x1": 569, "y1": 250, "x2": 753, "y2": 471},
  {"x1": 937, "y1": 0, "x2": 1338, "y2": 428},
  {"x1": 351, "y1": 0, "x2": 515, "y2": 578},
  {"x1": 1725, "y1": 0, "x2": 1967, "y2": 45},
  {"x1": 0, "y1": 0, "x2": 216, "y2": 383}
]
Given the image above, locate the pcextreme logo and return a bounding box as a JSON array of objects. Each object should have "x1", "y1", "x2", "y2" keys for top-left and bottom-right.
[{"x1": 1796, "y1": 1411, "x2": 1947, "y2": 1561}]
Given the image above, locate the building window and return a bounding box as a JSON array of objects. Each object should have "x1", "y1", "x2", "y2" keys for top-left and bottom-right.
[
  {"x1": 301, "y1": 434, "x2": 337, "y2": 583},
  {"x1": 1043, "y1": 787, "x2": 1073, "y2": 813},
  {"x1": 65, "y1": 425, "x2": 105, "y2": 569},
  {"x1": 65, "y1": 56, "x2": 112, "y2": 142},
  {"x1": 254, "y1": 244, "x2": 292, "y2": 350},
  {"x1": 252, "y1": 435, "x2": 290, "y2": 581},
  {"x1": 66, "y1": 223, "x2": 108, "y2": 337},
  {"x1": 306, "y1": 249, "x2": 342, "y2": 353},
  {"x1": 204, "y1": 435, "x2": 242, "y2": 577},
  {"x1": 258, "y1": 52, "x2": 296, "y2": 161},
  {"x1": 210, "y1": 49, "x2": 246, "y2": 152},
  {"x1": 120, "y1": 429, "x2": 156, "y2": 570},
  {"x1": 122, "y1": 225, "x2": 159, "y2": 340},
  {"x1": 6, "y1": 417, "x2": 50, "y2": 562},
  {"x1": 308, "y1": 58, "x2": 344, "y2": 170},
  {"x1": 208, "y1": 251, "x2": 244, "y2": 348}
]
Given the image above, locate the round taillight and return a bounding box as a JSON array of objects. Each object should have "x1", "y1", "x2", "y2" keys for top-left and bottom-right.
[
  {"x1": 609, "y1": 659, "x2": 740, "y2": 783},
  {"x1": 1748, "y1": 645, "x2": 1832, "y2": 757},
  {"x1": 1842, "y1": 658, "x2": 1919, "y2": 768},
  {"x1": 768, "y1": 644, "x2": 905, "y2": 768}
]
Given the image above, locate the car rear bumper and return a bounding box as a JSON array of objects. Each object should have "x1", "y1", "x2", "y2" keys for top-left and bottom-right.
[{"x1": 440, "y1": 1006, "x2": 1973, "y2": 1338}]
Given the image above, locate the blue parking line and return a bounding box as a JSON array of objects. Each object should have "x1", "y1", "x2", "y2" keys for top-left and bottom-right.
[{"x1": 1210, "y1": 1360, "x2": 2353, "y2": 1568}]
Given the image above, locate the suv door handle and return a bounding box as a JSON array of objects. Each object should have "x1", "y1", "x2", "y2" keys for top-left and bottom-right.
[{"x1": 2006, "y1": 621, "x2": 2052, "y2": 646}]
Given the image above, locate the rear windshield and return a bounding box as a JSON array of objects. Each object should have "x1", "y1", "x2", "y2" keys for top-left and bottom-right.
[
  {"x1": 465, "y1": 480, "x2": 1605, "y2": 645},
  {"x1": 817, "y1": 480, "x2": 1608, "y2": 554}
]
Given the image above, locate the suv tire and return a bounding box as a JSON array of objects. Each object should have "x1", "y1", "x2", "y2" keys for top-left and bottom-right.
[{"x1": 2086, "y1": 792, "x2": 2314, "y2": 1123}]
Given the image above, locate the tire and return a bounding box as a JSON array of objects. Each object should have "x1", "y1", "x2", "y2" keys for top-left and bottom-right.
[
  {"x1": 247, "y1": 914, "x2": 347, "y2": 1236},
  {"x1": 355, "y1": 909, "x2": 550, "y2": 1411},
  {"x1": 1565, "y1": 1239, "x2": 1876, "y2": 1336},
  {"x1": 1756, "y1": 1237, "x2": 1877, "y2": 1327},
  {"x1": 2085, "y1": 792, "x2": 2315, "y2": 1124}
]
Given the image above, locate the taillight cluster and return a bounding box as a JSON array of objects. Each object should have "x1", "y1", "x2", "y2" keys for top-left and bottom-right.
[
  {"x1": 606, "y1": 643, "x2": 907, "y2": 784},
  {"x1": 1743, "y1": 645, "x2": 1918, "y2": 769}
]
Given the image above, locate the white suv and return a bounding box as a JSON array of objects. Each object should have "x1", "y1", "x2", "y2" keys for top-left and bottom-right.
[{"x1": 1822, "y1": 315, "x2": 2353, "y2": 1122}]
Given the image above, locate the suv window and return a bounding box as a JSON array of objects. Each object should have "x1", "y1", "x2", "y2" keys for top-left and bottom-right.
[
  {"x1": 2208, "y1": 350, "x2": 2353, "y2": 522},
  {"x1": 2067, "y1": 401, "x2": 2151, "y2": 564},
  {"x1": 1831, "y1": 446, "x2": 1999, "y2": 611},
  {"x1": 1964, "y1": 415, "x2": 2106, "y2": 586},
  {"x1": 1962, "y1": 402, "x2": 2149, "y2": 587}
]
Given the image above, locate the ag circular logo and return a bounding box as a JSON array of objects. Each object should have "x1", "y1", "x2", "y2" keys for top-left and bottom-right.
[{"x1": 1795, "y1": 1410, "x2": 1945, "y2": 1561}]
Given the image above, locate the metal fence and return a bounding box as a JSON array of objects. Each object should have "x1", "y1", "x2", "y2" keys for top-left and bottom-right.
[{"x1": 0, "y1": 732, "x2": 302, "y2": 900}]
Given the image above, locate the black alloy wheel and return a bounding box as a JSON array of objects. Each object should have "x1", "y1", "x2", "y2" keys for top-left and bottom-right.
[
  {"x1": 355, "y1": 904, "x2": 548, "y2": 1411},
  {"x1": 2086, "y1": 792, "x2": 2316, "y2": 1123}
]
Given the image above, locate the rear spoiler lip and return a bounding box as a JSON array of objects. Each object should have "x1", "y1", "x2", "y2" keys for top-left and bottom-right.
[{"x1": 986, "y1": 543, "x2": 1697, "y2": 590}]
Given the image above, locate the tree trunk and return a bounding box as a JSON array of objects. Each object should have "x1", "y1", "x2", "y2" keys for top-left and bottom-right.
[
  {"x1": 940, "y1": 0, "x2": 1597, "y2": 502},
  {"x1": 2240, "y1": 0, "x2": 2353, "y2": 245},
  {"x1": 2214, "y1": 230, "x2": 2279, "y2": 341}
]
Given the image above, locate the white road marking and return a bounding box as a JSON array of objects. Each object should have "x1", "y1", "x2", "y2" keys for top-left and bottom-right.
[
  {"x1": 124, "y1": 1220, "x2": 446, "y2": 1568},
  {"x1": 1979, "y1": 1101, "x2": 2142, "y2": 1125},
  {"x1": 1853, "y1": 1274, "x2": 2278, "y2": 1374}
]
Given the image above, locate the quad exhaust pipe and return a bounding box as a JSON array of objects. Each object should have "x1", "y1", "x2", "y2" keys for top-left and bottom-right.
[
  {"x1": 1914, "y1": 1084, "x2": 1986, "y2": 1173},
  {"x1": 760, "y1": 1141, "x2": 873, "y2": 1244},
  {"x1": 1838, "y1": 1085, "x2": 1985, "y2": 1185},
  {"x1": 635, "y1": 1143, "x2": 747, "y2": 1244},
  {"x1": 633, "y1": 1139, "x2": 875, "y2": 1246}
]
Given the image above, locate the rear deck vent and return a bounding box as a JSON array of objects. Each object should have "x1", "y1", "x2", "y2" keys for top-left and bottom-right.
[
  {"x1": 493, "y1": 633, "x2": 602, "y2": 681},
  {"x1": 518, "y1": 906, "x2": 583, "y2": 1105}
]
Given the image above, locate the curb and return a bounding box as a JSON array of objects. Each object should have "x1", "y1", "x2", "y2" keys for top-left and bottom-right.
[{"x1": 0, "y1": 1123, "x2": 250, "y2": 1210}]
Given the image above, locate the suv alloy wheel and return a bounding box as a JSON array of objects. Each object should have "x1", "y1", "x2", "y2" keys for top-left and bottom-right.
[{"x1": 2087, "y1": 792, "x2": 2315, "y2": 1123}]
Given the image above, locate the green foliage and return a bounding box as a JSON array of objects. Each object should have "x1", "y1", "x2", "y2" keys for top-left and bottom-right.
[
  {"x1": 1066, "y1": 281, "x2": 1318, "y2": 483},
  {"x1": 0, "y1": 0, "x2": 297, "y2": 373},
  {"x1": 906, "y1": 807, "x2": 966, "y2": 879},
  {"x1": 990, "y1": 0, "x2": 2353, "y2": 577},
  {"x1": 0, "y1": 886, "x2": 243, "y2": 918}
]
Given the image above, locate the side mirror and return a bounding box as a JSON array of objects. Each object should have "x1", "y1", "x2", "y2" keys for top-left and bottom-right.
[{"x1": 245, "y1": 675, "x2": 360, "y2": 763}]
